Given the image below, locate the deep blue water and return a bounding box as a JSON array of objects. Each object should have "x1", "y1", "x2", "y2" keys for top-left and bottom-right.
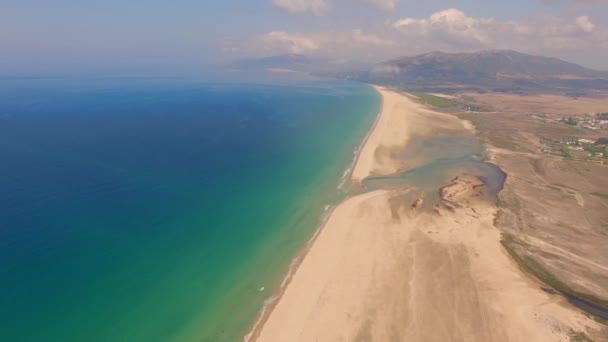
[{"x1": 0, "y1": 77, "x2": 380, "y2": 341}]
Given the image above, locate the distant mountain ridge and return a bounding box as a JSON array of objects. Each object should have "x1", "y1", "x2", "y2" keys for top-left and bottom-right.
[
  {"x1": 379, "y1": 50, "x2": 599, "y2": 79},
  {"x1": 226, "y1": 50, "x2": 608, "y2": 93},
  {"x1": 340, "y1": 50, "x2": 608, "y2": 92}
]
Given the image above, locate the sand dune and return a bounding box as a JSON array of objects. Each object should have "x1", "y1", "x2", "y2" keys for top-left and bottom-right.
[{"x1": 250, "y1": 87, "x2": 603, "y2": 342}]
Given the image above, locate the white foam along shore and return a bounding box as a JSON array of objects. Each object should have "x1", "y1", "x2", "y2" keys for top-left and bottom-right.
[
  {"x1": 246, "y1": 86, "x2": 600, "y2": 342},
  {"x1": 243, "y1": 84, "x2": 385, "y2": 342},
  {"x1": 246, "y1": 85, "x2": 460, "y2": 341}
]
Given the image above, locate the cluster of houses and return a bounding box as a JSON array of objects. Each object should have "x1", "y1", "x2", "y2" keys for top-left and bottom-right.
[
  {"x1": 542, "y1": 137, "x2": 607, "y2": 163},
  {"x1": 563, "y1": 138, "x2": 594, "y2": 150},
  {"x1": 551, "y1": 112, "x2": 608, "y2": 130},
  {"x1": 532, "y1": 112, "x2": 608, "y2": 163},
  {"x1": 566, "y1": 138, "x2": 606, "y2": 160},
  {"x1": 578, "y1": 112, "x2": 608, "y2": 130}
]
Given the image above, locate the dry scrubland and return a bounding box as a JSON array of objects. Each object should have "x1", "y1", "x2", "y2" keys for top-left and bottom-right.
[
  {"x1": 462, "y1": 92, "x2": 608, "y2": 115},
  {"x1": 455, "y1": 92, "x2": 608, "y2": 332},
  {"x1": 251, "y1": 88, "x2": 608, "y2": 342}
]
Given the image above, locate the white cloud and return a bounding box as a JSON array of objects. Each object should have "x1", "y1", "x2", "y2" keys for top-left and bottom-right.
[
  {"x1": 392, "y1": 9, "x2": 603, "y2": 51},
  {"x1": 272, "y1": 0, "x2": 329, "y2": 15},
  {"x1": 393, "y1": 9, "x2": 495, "y2": 46},
  {"x1": 576, "y1": 15, "x2": 595, "y2": 32},
  {"x1": 242, "y1": 6, "x2": 608, "y2": 68}
]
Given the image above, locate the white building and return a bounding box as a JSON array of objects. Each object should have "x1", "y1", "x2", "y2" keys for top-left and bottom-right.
[{"x1": 578, "y1": 138, "x2": 596, "y2": 144}]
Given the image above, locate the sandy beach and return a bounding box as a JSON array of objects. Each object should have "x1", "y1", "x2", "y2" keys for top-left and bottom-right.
[
  {"x1": 250, "y1": 87, "x2": 603, "y2": 341},
  {"x1": 351, "y1": 87, "x2": 471, "y2": 183}
]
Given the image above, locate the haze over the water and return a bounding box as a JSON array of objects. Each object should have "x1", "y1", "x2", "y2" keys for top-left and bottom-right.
[{"x1": 3, "y1": 0, "x2": 608, "y2": 76}]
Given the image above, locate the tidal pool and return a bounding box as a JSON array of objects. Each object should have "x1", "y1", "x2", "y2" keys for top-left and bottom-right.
[{"x1": 362, "y1": 133, "x2": 506, "y2": 207}]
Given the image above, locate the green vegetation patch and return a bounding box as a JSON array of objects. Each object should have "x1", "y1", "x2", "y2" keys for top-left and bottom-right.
[
  {"x1": 591, "y1": 192, "x2": 608, "y2": 200},
  {"x1": 592, "y1": 315, "x2": 608, "y2": 326},
  {"x1": 595, "y1": 137, "x2": 608, "y2": 145},
  {"x1": 410, "y1": 92, "x2": 457, "y2": 108},
  {"x1": 569, "y1": 330, "x2": 595, "y2": 342},
  {"x1": 501, "y1": 235, "x2": 608, "y2": 311},
  {"x1": 584, "y1": 145, "x2": 606, "y2": 154},
  {"x1": 561, "y1": 145, "x2": 573, "y2": 159},
  {"x1": 561, "y1": 117, "x2": 579, "y2": 125}
]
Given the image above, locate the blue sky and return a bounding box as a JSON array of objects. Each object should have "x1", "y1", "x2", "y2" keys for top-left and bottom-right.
[{"x1": 2, "y1": 0, "x2": 608, "y2": 74}]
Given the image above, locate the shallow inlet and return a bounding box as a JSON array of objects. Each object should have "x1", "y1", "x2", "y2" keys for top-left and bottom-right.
[
  {"x1": 362, "y1": 133, "x2": 506, "y2": 207},
  {"x1": 564, "y1": 294, "x2": 608, "y2": 321},
  {"x1": 363, "y1": 131, "x2": 608, "y2": 322}
]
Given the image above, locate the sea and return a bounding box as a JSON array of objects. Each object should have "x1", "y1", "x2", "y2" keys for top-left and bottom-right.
[{"x1": 0, "y1": 76, "x2": 380, "y2": 341}]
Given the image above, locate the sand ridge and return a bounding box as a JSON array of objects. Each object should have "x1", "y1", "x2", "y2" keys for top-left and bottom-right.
[{"x1": 251, "y1": 87, "x2": 604, "y2": 342}]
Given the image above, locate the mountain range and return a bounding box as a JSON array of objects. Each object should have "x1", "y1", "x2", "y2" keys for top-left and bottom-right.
[
  {"x1": 376, "y1": 50, "x2": 602, "y2": 81},
  {"x1": 341, "y1": 50, "x2": 608, "y2": 93},
  {"x1": 226, "y1": 50, "x2": 608, "y2": 93}
]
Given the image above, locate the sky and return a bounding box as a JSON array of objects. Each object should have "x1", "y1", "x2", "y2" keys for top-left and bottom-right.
[{"x1": 2, "y1": 0, "x2": 608, "y2": 74}]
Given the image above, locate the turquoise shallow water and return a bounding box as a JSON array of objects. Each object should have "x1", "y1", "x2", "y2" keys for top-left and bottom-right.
[
  {"x1": 363, "y1": 133, "x2": 506, "y2": 206},
  {"x1": 0, "y1": 78, "x2": 380, "y2": 341}
]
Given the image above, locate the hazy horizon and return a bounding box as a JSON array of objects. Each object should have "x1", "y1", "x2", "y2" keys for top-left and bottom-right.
[
  {"x1": 3, "y1": 0, "x2": 608, "y2": 75},
  {"x1": 3, "y1": 2, "x2": 608, "y2": 341}
]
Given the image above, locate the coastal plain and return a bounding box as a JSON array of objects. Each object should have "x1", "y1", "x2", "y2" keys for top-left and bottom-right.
[
  {"x1": 456, "y1": 91, "x2": 608, "y2": 326},
  {"x1": 251, "y1": 87, "x2": 607, "y2": 341}
]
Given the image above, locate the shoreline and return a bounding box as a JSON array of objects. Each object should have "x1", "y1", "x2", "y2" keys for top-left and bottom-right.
[
  {"x1": 248, "y1": 85, "x2": 448, "y2": 341},
  {"x1": 243, "y1": 83, "x2": 385, "y2": 342},
  {"x1": 350, "y1": 86, "x2": 474, "y2": 182},
  {"x1": 349, "y1": 85, "x2": 385, "y2": 185},
  {"x1": 243, "y1": 198, "x2": 341, "y2": 342},
  {"x1": 247, "y1": 86, "x2": 475, "y2": 340},
  {"x1": 248, "y1": 86, "x2": 603, "y2": 342}
]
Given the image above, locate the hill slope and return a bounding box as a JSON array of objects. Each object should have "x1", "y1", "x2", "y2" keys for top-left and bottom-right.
[{"x1": 342, "y1": 50, "x2": 608, "y2": 92}]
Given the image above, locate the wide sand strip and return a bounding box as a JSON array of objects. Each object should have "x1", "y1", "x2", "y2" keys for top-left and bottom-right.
[
  {"x1": 351, "y1": 86, "x2": 470, "y2": 183},
  {"x1": 252, "y1": 87, "x2": 603, "y2": 342}
]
